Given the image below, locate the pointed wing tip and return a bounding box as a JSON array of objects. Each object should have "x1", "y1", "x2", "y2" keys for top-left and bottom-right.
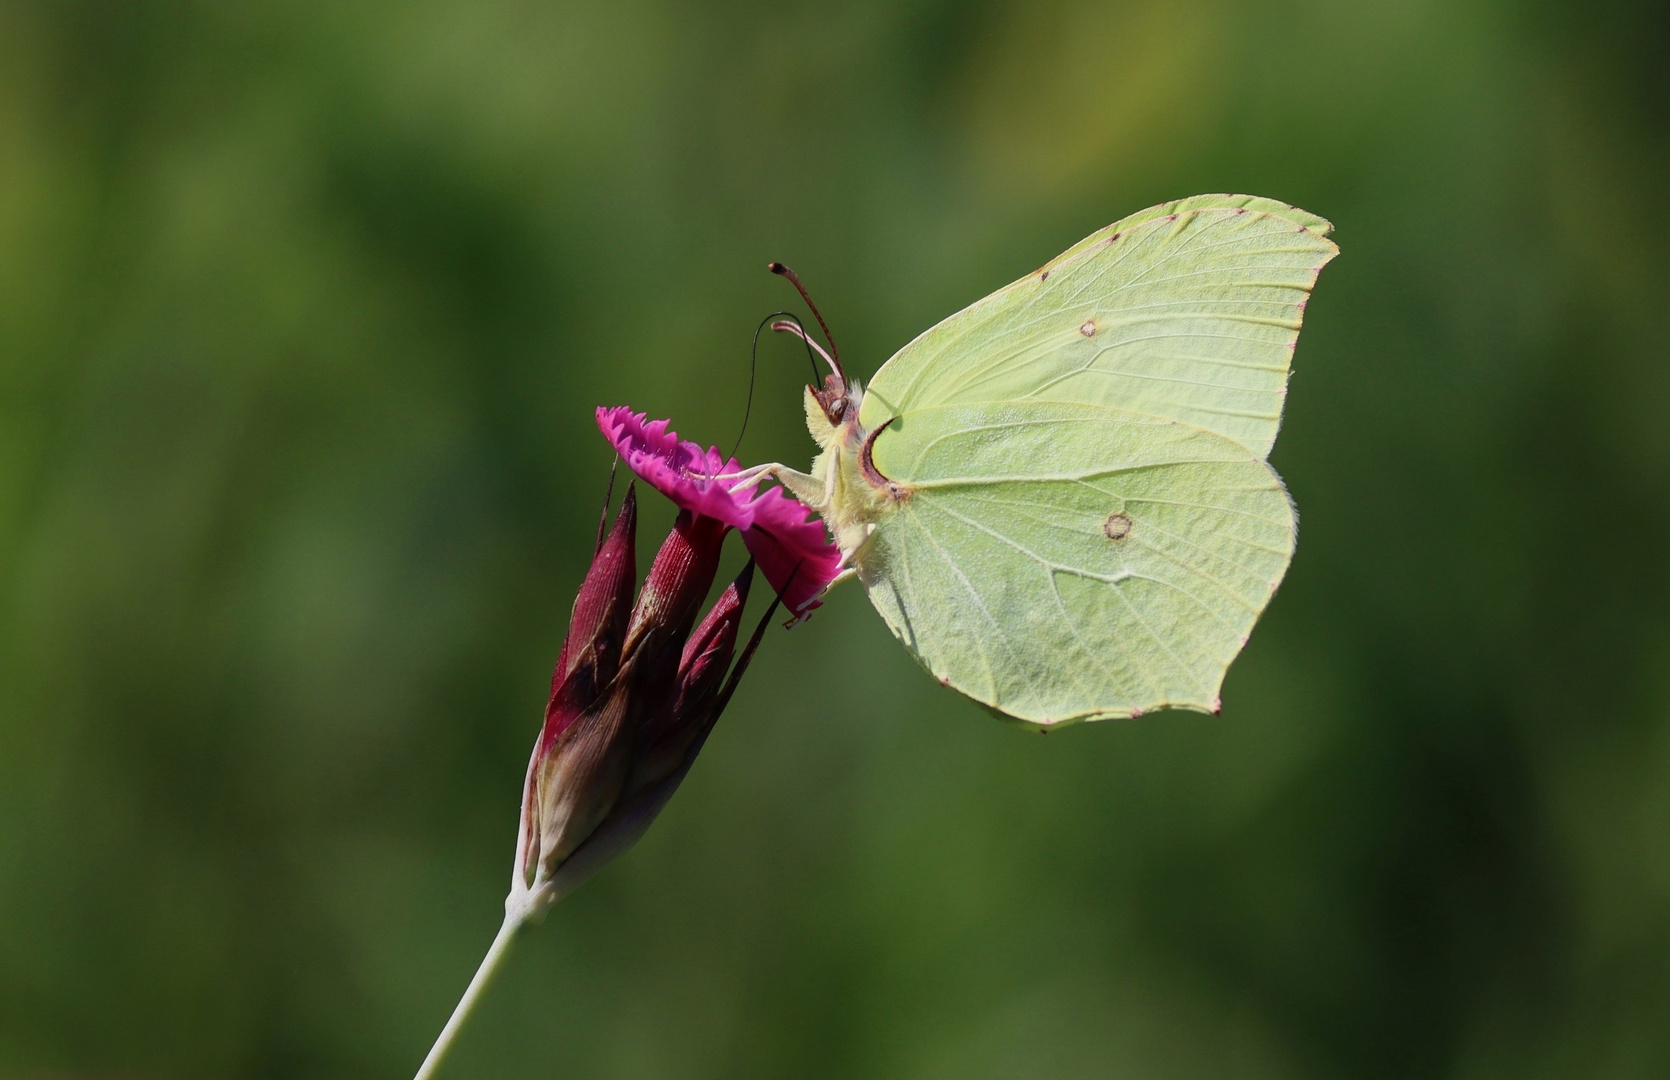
[{"x1": 1224, "y1": 193, "x2": 1335, "y2": 238}]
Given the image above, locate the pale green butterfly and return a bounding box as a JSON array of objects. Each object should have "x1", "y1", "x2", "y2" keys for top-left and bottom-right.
[{"x1": 740, "y1": 195, "x2": 1337, "y2": 727}]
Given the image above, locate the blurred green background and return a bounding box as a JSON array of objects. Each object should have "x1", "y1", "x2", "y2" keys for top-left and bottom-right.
[{"x1": 2, "y1": 0, "x2": 1667, "y2": 1076}]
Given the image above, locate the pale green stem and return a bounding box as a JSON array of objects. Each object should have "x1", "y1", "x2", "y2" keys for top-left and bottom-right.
[{"x1": 412, "y1": 909, "x2": 525, "y2": 1080}]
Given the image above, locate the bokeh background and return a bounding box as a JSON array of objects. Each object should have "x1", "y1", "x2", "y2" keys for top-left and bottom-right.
[{"x1": 2, "y1": 0, "x2": 1668, "y2": 1076}]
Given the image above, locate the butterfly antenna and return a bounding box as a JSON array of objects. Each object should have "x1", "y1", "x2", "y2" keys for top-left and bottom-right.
[
  {"x1": 769, "y1": 319, "x2": 837, "y2": 372},
  {"x1": 768, "y1": 263, "x2": 845, "y2": 383},
  {"x1": 729, "y1": 311, "x2": 822, "y2": 461}
]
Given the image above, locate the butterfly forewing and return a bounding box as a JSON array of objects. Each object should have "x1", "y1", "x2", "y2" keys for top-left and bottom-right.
[
  {"x1": 860, "y1": 198, "x2": 1338, "y2": 460},
  {"x1": 858, "y1": 401, "x2": 1295, "y2": 725}
]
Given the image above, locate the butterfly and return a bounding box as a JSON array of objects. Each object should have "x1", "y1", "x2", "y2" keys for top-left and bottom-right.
[{"x1": 742, "y1": 195, "x2": 1338, "y2": 727}]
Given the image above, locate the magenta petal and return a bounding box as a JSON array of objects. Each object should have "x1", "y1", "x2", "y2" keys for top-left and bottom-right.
[
  {"x1": 599, "y1": 405, "x2": 844, "y2": 621},
  {"x1": 596, "y1": 407, "x2": 753, "y2": 530},
  {"x1": 741, "y1": 487, "x2": 844, "y2": 623}
]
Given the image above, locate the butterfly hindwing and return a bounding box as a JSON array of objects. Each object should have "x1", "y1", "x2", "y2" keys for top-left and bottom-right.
[{"x1": 858, "y1": 400, "x2": 1295, "y2": 726}]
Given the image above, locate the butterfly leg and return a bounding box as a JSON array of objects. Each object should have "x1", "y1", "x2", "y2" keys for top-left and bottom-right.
[
  {"x1": 713, "y1": 464, "x2": 763, "y2": 487},
  {"x1": 719, "y1": 462, "x2": 828, "y2": 510},
  {"x1": 715, "y1": 462, "x2": 779, "y2": 492}
]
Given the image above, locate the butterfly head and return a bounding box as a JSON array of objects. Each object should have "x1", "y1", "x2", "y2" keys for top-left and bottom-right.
[
  {"x1": 811, "y1": 371, "x2": 862, "y2": 427},
  {"x1": 803, "y1": 375, "x2": 864, "y2": 450}
]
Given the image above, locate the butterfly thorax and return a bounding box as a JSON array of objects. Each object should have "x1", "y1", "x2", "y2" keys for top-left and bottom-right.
[{"x1": 802, "y1": 379, "x2": 902, "y2": 559}]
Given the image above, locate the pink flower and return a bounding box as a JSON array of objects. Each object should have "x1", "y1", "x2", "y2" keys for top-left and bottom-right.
[
  {"x1": 597, "y1": 406, "x2": 843, "y2": 620},
  {"x1": 514, "y1": 405, "x2": 844, "y2": 911}
]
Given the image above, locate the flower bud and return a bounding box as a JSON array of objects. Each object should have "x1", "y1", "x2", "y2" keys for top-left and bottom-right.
[
  {"x1": 552, "y1": 484, "x2": 637, "y2": 686},
  {"x1": 541, "y1": 562, "x2": 763, "y2": 905},
  {"x1": 514, "y1": 486, "x2": 638, "y2": 891},
  {"x1": 513, "y1": 492, "x2": 770, "y2": 915},
  {"x1": 628, "y1": 564, "x2": 752, "y2": 798}
]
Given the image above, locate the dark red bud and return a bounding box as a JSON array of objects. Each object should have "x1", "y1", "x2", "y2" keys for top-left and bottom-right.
[
  {"x1": 617, "y1": 510, "x2": 728, "y2": 723},
  {"x1": 627, "y1": 562, "x2": 755, "y2": 794},
  {"x1": 517, "y1": 487, "x2": 637, "y2": 889},
  {"x1": 553, "y1": 485, "x2": 637, "y2": 693},
  {"x1": 673, "y1": 563, "x2": 753, "y2": 723},
  {"x1": 532, "y1": 669, "x2": 635, "y2": 876},
  {"x1": 539, "y1": 560, "x2": 783, "y2": 905},
  {"x1": 626, "y1": 510, "x2": 728, "y2": 654}
]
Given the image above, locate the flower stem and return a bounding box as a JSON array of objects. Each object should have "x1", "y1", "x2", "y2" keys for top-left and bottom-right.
[{"x1": 412, "y1": 909, "x2": 524, "y2": 1080}]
